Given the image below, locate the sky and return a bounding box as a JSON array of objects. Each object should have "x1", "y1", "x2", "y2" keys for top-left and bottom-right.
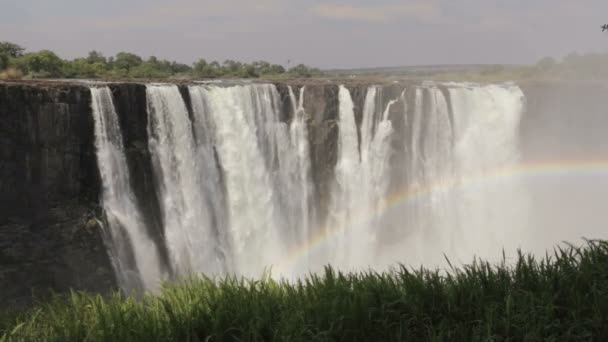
[{"x1": 1, "y1": 0, "x2": 607, "y2": 69}]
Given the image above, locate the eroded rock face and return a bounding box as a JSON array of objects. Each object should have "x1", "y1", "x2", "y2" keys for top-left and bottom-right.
[{"x1": 0, "y1": 82, "x2": 114, "y2": 309}]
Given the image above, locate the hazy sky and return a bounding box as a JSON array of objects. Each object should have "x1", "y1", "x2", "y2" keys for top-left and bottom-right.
[{"x1": 1, "y1": 0, "x2": 607, "y2": 69}]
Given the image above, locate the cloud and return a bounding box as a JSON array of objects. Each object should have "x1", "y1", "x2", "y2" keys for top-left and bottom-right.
[{"x1": 311, "y1": 2, "x2": 439, "y2": 23}]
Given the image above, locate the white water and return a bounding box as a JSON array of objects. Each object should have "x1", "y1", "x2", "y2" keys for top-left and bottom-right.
[
  {"x1": 90, "y1": 87, "x2": 164, "y2": 291},
  {"x1": 326, "y1": 85, "x2": 396, "y2": 270},
  {"x1": 285, "y1": 86, "x2": 314, "y2": 251},
  {"x1": 98, "y1": 82, "x2": 529, "y2": 287},
  {"x1": 447, "y1": 84, "x2": 528, "y2": 262},
  {"x1": 146, "y1": 84, "x2": 316, "y2": 277},
  {"x1": 383, "y1": 84, "x2": 528, "y2": 267},
  {"x1": 146, "y1": 85, "x2": 221, "y2": 275}
]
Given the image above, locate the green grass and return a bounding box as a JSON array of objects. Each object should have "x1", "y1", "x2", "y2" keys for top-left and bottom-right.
[{"x1": 2, "y1": 240, "x2": 608, "y2": 341}]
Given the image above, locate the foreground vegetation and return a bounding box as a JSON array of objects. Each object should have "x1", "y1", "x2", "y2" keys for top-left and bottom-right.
[
  {"x1": 1, "y1": 240, "x2": 607, "y2": 341},
  {"x1": 0, "y1": 41, "x2": 322, "y2": 80}
]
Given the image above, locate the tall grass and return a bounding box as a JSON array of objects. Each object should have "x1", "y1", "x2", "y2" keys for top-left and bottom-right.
[{"x1": 2, "y1": 240, "x2": 608, "y2": 341}]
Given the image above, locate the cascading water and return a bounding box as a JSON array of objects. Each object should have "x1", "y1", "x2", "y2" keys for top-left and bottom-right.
[
  {"x1": 447, "y1": 84, "x2": 528, "y2": 262},
  {"x1": 96, "y1": 81, "x2": 529, "y2": 289},
  {"x1": 146, "y1": 85, "x2": 222, "y2": 275},
  {"x1": 90, "y1": 86, "x2": 165, "y2": 291},
  {"x1": 284, "y1": 86, "x2": 314, "y2": 251},
  {"x1": 145, "y1": 84, "x2": 315, "y2": 277},
  {"x1": 385, "y1": 83, "x2": 528, "y2": 266},
  {"x1": 327, "y1": 85, "x2": 396, "y2": 270}
]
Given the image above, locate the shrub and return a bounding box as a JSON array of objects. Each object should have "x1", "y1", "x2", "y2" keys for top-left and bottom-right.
[{"x1": 0, "y1": 67, "x2": 23, "y2": 80}]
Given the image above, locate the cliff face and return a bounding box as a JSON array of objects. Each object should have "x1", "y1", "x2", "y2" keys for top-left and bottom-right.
[
  {"x1": 0, "y1": 83, "x2": 112, "y2": 309},
  {"x1": 1, "y1": 79, "x2": 606, "y2": 309}
]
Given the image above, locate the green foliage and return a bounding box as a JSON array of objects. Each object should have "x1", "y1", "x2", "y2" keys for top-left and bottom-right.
[
  {"x1": 193, "y1": 58, "x2": 213, "y2": 77},
  {"x1": 2, "y1": 240, "x2": 608, "y2": 341},
  {"x1": 169, "y1": 61, "x2": 191, "y2": 74},
  {"x1": 0, "y1": 42, "x2": 25, "y2": 58},
  {"x1": 288, "y1": 64, "x2": 323, "y2": 77},
  {"x1": 0, "y1": 41, "x2": 318, "y2": 79},
  {"x1": 62, "y1": 59, "x2": 107, "y2": 78},
  {"x1": 130, "y1": 61, "x2": 171, "y2": 79},
  {"x1": 86, "y1": 50, "x2": 107, "y2": 65},
  {"x1": 253, "y1": 61, "x2": 286, "y2": 76},
  {"x1": 192, "y1": 58, "x2": 292, "y2": 78},
  {"x1": 18, "y1": 50, "x2": 64, "y2": 77},
  {"x1": 113, "y1": 52, "x2": 143, "y2": 73}
]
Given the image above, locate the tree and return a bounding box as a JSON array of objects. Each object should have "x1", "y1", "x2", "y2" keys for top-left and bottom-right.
[
  {"x1": 129, "y1": 57, "x2": 172, "y2": 78},
  {"x1": 239, "y1": 64, "x2": 259, "y2": 78},
  {"x1": 0, "y1": 41, "x2": 25, "y2": 70},
  {"x1": 114, "y1": 52, "x2": 143, "y2": 73},
  {"x1": 0, "y1": 41, "x2": 25, "y2": 58},
  {"x1": 253, "y1": 60, "x2": 271, "y2": 74},
  {"x1": 268, "y1": 64, "x2": 286, "y2": 75},
  {"x1": 193, "y1": 58, "x2": 220, "y2": 78},
  {"x1": 20, "y1": 50, "x2": 64, "y2": 77},
  {"x1": 288, "y1": 64, "x2": 322, "y2": 77},
  {"x1": 170, "y1": 61, "x2": 191, "y2": 74},
  {"x1": 63, "y1": 58, "x2": 107, "y2": 78},
  {"x1": 222, "y1": 59, "x2": 242, "y2": 75},
  {"x1": 86, "y1": 50, "x2": 107, "y2": 65},
  {"x1": 193, "y1": 58, "x2": 208, "y2": 73}
]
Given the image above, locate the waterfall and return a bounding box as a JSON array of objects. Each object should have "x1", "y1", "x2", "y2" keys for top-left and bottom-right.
[
  {"x1": 187, "y1": 85, "x2": 282, "y2": 276},
  {"x1": 285, "y1": 86, "x2": 313, "y2": 251},
  {"x1": 327, "y1": 85, "x2": 395, "y2": 270},
  {"x1": 90, "y1": 86, "x2": 164, "y2": 291},
  {"x1": 447, "y1": 84, "x2": 528, "y2": 262},
  {"x1": 146, "y1": 85, "x2": 222, "y2": 275},
  {"x1": 383, "y1": 83, "x2": 528, "y2": 266},
  {"x1": 95, "y1": 81, "x2": 529, "y2": 286},
  {"x1": 324, "y1": 83, "x2": 527, "y2": 269}
]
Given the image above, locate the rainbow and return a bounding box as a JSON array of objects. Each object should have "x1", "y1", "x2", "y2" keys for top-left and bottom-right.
[{"x1": 274, "y1": 158, "x2": 608, "y2": 273}]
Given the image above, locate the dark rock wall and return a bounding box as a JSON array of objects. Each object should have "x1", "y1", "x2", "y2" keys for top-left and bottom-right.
[
  {"x1": 0, "y1": 83, "x2": 114, "y2": 309},
  {"x1": 301, "y1": 84, "x2": 339, "y2": 226}
]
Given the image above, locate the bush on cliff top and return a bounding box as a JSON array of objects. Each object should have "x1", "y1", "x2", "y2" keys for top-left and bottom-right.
[
  {"x1": 0, "y1": 41, "x2": 322, "y2": 80},
  {"x1": 1, "y1": 240, "x2": 607, "y2": 341}
]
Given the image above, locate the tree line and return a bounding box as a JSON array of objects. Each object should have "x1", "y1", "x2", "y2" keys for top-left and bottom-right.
[{"x1": 0, "y1": 41, "x2": 323, "y2": 80}]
